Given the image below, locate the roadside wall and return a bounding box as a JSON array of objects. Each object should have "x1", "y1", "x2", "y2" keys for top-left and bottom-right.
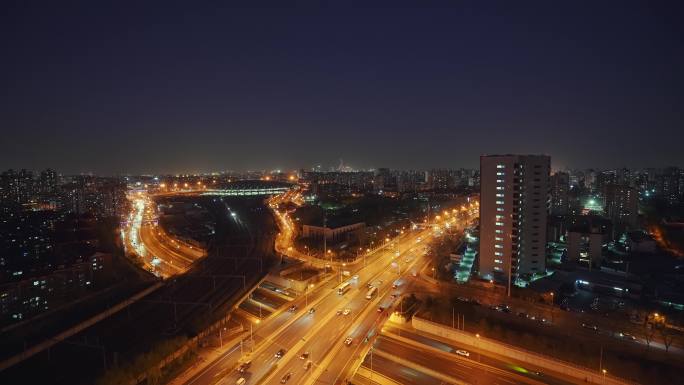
[{"x1": 412, "y1": 316, "x2": 634, "y2": 385}]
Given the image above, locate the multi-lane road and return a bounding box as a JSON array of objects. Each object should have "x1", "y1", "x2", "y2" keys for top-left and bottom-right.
[
  {"x1": 355, "y1": 324, "x2": 578, "y2": 385},
  {"x1": 178, "y1": 198, "x2": 479, "y2": 385},
  {"x1": 139, "y1": 192, "x2": 592, "y2": 385},
  {"x1": 124, "y1": 192, "x2": 205, "y2": 277},
  {"x1": 180, "y1": 224, "x2": 437, "y2": 385}
]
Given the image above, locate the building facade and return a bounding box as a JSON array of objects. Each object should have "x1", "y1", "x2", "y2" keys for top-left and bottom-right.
[
  {"x1": 479, "y1": 155, "x2": 550, "y2": 288},
  {"x1": 604, "y1": 184, "x2": 638, "y2": 231},
  {"x1": 550, "y1": 171, "x2": 569, "y2": 215}
]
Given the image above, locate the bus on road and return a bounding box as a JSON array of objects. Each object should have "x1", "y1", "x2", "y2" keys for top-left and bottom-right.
[
  {"x1": 337, "y1": 281, "x2": 351, "y2": 295},
  {"x1": 365, "y1": 286, "x2": 378, "y2": 300}
]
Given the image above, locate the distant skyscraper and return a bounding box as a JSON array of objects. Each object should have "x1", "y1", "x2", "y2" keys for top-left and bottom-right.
[
  {"x1": 39, "y1": 168, "x2": 58, "y2": 195},
  {"x1": 0, "y1": 169, "x2": 34, "y2": 203},
  {"x1": 550, "y1": 171, "x2": 569, "y2": 215},
  {"x1": 428, "y1": 169, "x2": 454, "y2": 190},
  {"x1": 375, "y1": 168, "x2": 391, "y2": 191},
  {"x1": 479, "y1": 154, "x2": 550, "y2": 292},
  {"x1": 657, "y1": 167, "x2": 684, "y2": 205},
  {"x1": 604, "y1": 184, "x2": 638, "y2": 232}
]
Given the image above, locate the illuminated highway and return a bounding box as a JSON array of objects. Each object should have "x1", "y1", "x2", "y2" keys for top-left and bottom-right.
[
  {"x1": 177, "y1": 196, "x2": 480, "y2": 385},
  {"x1": 123, "y1": 191, "x2": 206, "y2": 278}
]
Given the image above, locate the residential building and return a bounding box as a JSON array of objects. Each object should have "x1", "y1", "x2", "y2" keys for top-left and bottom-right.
[
  {"x1": 479, "y1": 154, "x2": 550, "y2": 290},
  {"x1": 550, "y1": 171, "x2": 569, "y2": 215},
  {"x1": 604, "y1": 184, "x2": 638, "y2": 232}
]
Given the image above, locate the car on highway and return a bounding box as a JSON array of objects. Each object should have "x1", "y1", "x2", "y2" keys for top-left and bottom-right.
[
  {"x1": 299, "y1": 351, "x2": 310, "y2": 360},
  {"x1": 582, "y1": 323, "x2": 599, "y2": 331},
  {"x1": 344, "y1": 337, "x2": 353, "y2": 346},
  {"x1": 303, "y1": 360, "x2": 313, "y2": 370},
  {"x1": 455, "y1": 349, "x2": 470, "y2": 357},
  {"x1": 377, "y1": 307, "x2": 384, "y2": 313},
  {"x1": 343, "y1": 308, "x2": 351, "y2": 316},
  {"x1": 308, "y1": 307, "x2": 315, "y2": 314},
  {"x1": 390, "y1": 294, "x2": 398, "y2": 299},
  {"x1": 336, "y1": 309, "x2": 343, "y2": 316},
  {"x1": 237, "y1": 360, "x2": 251, "y2": 373},
  {"x1": 288, "y1": 305, "x2": 297, "y2": 312},
  {"x1": 280, "y1": 372, "x2": 292, "y2": 383},
  {"x1": 619, "y1": 332, "x2": 637, "y2": 341},
  {"x1": 275, "y1": 349, "x2": 286, "y2": 359},
  {"x1": 236, "y1": 378, "x2": 246, "y2": 385}
]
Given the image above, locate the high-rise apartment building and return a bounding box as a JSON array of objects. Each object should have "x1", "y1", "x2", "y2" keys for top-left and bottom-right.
[
  {"x1": 657, "y1": 167, "x2": 684, "y2": 205},
  {"x1": 604, "y1": 184, "x2": 638, "y2": 231},
  {"x1": 39, "y1": 168, "x2": 58, "y2": 195},
  {"x1": 550, "y1": 171, "x2": 569, "y2": 215},
  {"x1": 479, "y1": 155, "x2": 550, "y2": 290}
]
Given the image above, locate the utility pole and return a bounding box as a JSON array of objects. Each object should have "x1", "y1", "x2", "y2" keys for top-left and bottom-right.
[{"x1": 323, "y1": 213, "x2": 327, "y2": 265}]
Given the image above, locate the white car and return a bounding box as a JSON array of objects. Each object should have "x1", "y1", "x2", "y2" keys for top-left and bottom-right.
[
  {"x1": 455, "y1": 349, "x2": 470, "y2": 357},
  {"x1": 344, "y1": 337, "x2": 353, "y2": 346},
  {"x1": 342, "y1": 308, "x2": 351, "y2": 316}
]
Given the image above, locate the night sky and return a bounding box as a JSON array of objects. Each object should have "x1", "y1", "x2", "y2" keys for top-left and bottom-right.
[{"x1": 1, "y1": 1, "x2": 683, "y2": 174}]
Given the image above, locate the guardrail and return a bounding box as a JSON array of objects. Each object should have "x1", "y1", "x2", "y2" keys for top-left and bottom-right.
[{"x1": 412, "y1": 316, "x2": 635, "y2": 385}]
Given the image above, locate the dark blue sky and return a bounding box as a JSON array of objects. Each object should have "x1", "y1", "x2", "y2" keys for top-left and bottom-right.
[{"x1": 1, "y1": 1, "x2": 683, "y2": 174}]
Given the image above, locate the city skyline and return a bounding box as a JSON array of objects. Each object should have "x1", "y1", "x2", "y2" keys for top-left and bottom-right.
[
  {"x1": 2, "y1": 1, "x2": 684, "y2": 174},
  {"x1": 3, "y1": 2, "x2": 684, "y2": 385}
]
